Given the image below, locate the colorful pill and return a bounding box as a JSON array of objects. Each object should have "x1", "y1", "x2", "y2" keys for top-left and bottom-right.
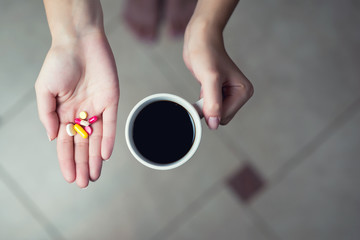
[
  {"x1": 89, "y1": 116, "x2": 98, "y2": 124},
  {"x1": 74, "y1": 124, "x2": 88, "y2": 138},
  {"x1": 84, "y1": 125, "x2": 93, "y2": 135},
  {"x1": 75, "y1": 118, "x2": 90, "y2": 126},
  {"x1": 66, "y1": 123, "x2": 77, "y2": 136},
  {"x1": 79, "y1": 111, "x2": 88, "y2": 120}
]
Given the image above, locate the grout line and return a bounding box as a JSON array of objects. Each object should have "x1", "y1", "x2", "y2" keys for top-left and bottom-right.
[
  {"x1": 269, "y1": 96, "x2": 360, "y2": 186},
  {"x1": 140, "y1": 42, "x2": 199, "y2": 98},
  {"x1": 0, "y1": 164, "x2": 65, "y2": 240},
  {"x1": 150, "y1": 181, "x2": 224, "y2": 240},
  {"x1": 245, "y1": 206, "x2": 284, "y2": 240},
  {"x1": 225, "y1": 167, "x2": 282, "y2": 240},
  {"x1": 0, "y1": 88, "x2": 35, "y2": 130},
  {"x1": 215, "y1": 129, "x2": 256, "y2": 164}
]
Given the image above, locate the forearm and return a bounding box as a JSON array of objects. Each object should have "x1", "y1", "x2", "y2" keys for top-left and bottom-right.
[
  {"x1": 43, "y1": 0, "x2": 104, "y2": 45},
  {"x1": 189, "y1": 0, "x2": 239, "y2": 33}
]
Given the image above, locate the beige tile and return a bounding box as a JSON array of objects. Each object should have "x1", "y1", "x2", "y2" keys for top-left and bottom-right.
[
  {"x1": 166, "y1": 187, "x2": 270, "y2": 240},
  {"x1": 252, "y1": 108, "x2": 360, "y2": 240},
  {"x1": 0, "y1": 0, "x2": 50, "y2": 116},
  {"x1": 0, "y1": 176, "x2": 50, "y2": 239}
]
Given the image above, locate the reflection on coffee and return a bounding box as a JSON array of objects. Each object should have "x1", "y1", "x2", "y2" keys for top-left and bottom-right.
[{"x1": 132, "y1": 100, "x2": 195, "y2": 164}]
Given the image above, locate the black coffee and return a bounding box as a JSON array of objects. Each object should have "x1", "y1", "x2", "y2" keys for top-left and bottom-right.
[{"x1": 132, "y1": 100, "x2": 195, "y2": 164}]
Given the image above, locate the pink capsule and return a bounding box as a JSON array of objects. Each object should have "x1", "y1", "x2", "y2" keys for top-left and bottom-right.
[
  {"x1": 84, "y1": 125, "x2": 93, "y2": 135},
  {"x1": 89, "y1": 116, "x2": 98, "y2": 124}
]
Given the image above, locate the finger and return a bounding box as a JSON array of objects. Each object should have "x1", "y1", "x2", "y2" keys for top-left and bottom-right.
[
  {"x1": 201, "y1": 73, "x2": 222, "y2": 130},
  {"x1": 101, "y1": 104, "x2": 118, "y2": 160},
  {"x1": 74, "y1": 134, "x2": 89, "y2": 188},
  {"x1": 89, "y1": 118, "x2": 103, "y2": 181},
  {"x1": 221, "y1": 74, "x2": 254, "y2": 125},
  {"x1": 57, "y1": 123, "x2": 75, "y2": 183},
  {"x1": 35, "y1": 86, "x2": 59, "y2": 141}
]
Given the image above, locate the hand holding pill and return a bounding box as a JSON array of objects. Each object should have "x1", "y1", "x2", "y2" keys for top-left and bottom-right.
[{"x1": 35, "y1": 32, "x2": 120, "y2": 188}]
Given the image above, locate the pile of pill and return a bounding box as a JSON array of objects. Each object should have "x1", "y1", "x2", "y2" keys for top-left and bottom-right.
[{"x1": 66, "y1": 111, "x2": 98, "y2": 139}]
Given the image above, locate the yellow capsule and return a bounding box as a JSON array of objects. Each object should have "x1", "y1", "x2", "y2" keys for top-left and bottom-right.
[
  {"x1": 74, "y1": 124, "x2": 88, "y2": 138},
  {"x1": 79, "y1": 111, "x2": 88, "y2": 120}
]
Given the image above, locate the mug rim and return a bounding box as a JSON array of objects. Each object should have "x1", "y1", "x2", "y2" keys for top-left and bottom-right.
[{"x1": 125, "y1": 93, "x2": 202, "y2": 170}]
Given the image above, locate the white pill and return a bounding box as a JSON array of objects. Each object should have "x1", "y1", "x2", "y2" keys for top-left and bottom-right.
[
  {"x1": 66, "y1": 123, "x2": 77, "y2": 136},
  {"x1": 80, "y1": 120, "x2": 90, "y2": 127}
]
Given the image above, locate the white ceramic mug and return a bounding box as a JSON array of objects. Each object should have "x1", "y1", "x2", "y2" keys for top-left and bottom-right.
[{"x1": 125, "y1": 93, "x2": 203, "y2": 170}]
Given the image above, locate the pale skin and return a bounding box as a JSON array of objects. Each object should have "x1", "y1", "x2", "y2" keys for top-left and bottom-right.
[
  {"x1": 36, "y1": 0, "x2": 119, "y2": 188},
  {"x1": 184, "y1": 0, "x2": 253, "y2": 128},
  {"x1": 36, "y1": 0, "x2": 253, "y2": 188}
]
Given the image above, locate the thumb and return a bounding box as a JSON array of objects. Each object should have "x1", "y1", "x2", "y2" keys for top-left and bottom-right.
[
  {"x1": 35, "y1": 84, "x2": 59, "y2": 141},
  {"x1": 201, "y1": 75, "x2": 222, "y2": 130}
]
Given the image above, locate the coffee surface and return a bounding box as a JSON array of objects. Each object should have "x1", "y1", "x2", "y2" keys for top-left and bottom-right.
[{"x1": 133, "y1": 101, "x2": 195, "y2": 164}]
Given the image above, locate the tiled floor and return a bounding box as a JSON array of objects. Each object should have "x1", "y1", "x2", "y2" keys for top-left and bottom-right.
[{"x1": 0, "y1": 0, "x2": 359, "y2": 240}]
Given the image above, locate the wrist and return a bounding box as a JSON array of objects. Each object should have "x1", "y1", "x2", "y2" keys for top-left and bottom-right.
[
  {"x1": 44, "y1": 0, "x2": 105, "y2": 46},
  {"x1": 187, "y1": 0, "x2": 238, "y2": 36},
  {"x1": 185, "y1": 17, "x2": 224, "y2": 48},
  {"x1": 187, "y1": 14, "x2": 224, "y2": 36},
  {"x1": 51, "y1": 26, "x2": 105, "y2": 47}
]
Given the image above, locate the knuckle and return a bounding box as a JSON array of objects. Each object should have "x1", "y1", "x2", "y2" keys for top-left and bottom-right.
[
  {"x1": 237, "y1": 80, "x2": 254, "y2": 99},
  {"x1": 246, "y1": 81, "x2": 254, "y2": 98}
]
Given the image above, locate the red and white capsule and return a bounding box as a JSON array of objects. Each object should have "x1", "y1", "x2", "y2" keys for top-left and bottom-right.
[{"x1": 75, "y1": 118, "x2": 90, "y2": 127}]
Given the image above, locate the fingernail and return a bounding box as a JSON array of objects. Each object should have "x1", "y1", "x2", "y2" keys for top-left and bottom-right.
[
  {"x1": 47, "y1": 133, "x2": 52, "y2": 141},
  {"x1": 208, "y1": 117, "x2": 220, "y2": 130}
]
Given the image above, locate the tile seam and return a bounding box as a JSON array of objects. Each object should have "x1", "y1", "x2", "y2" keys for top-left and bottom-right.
[
  {"x1": 269, "y1": 96, "x2": 360, "y2": 186},
  {"x1": 150, "y1": 181, "x2": 224, "y2": 240},
  {"x1": 0, "y1": 163, "x2": 65, "y2": 240}
]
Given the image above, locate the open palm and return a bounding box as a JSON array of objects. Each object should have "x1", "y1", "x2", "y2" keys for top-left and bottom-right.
[{"x1": 35, "y1": 33, "x2": 119, "y2": 188}]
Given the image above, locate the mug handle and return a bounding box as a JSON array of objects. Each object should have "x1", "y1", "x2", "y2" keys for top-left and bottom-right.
[{"x1": 193, "y1": 98, "x2": 204, "y2": 119}]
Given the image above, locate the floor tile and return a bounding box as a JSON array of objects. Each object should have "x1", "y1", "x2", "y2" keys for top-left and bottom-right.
[
  {"x1": 0, "y1": 0, "x2": 50, "y2": 117},
  {"x1": 252, "y1": 108, "x2": 360, "y2": 240},
  {"x1": 166, "y1": 187, "x2": 270, "y2": 240},
  {"x1": 0, "y1": 174, "x2": 50, "y2": 240}
]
